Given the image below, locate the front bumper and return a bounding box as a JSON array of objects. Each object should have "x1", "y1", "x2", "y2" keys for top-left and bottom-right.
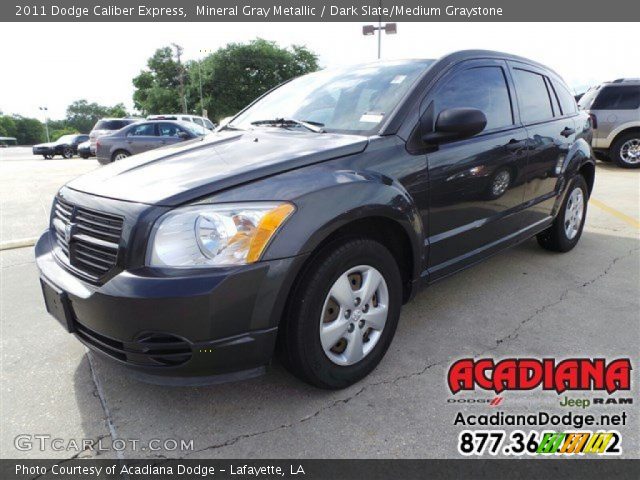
[
  {"x1": 33, "y1": 147, "x2": 54, "y2": 155},
  {"x1": 35, "y1": 229, "x2": 305, "y2": 381}
]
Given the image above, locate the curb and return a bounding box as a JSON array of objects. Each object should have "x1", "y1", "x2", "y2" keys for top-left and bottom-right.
[{"x1": 0, "y1": 237, "x2": 37, "y2": 251}]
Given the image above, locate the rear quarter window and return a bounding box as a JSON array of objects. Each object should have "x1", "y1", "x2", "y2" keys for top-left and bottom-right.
[{"x1": 591, "y1": 86, "x2": 640, "y2": 110}]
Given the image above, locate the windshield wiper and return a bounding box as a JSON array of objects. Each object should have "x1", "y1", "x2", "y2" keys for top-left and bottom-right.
[{"x1": 250, "y1": 117, "x2": 325, "y2": 133}]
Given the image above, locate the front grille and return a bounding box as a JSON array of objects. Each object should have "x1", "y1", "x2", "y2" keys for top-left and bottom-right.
[{"x1": 52, "y1": 197, "x2": 123, "y2": 281}]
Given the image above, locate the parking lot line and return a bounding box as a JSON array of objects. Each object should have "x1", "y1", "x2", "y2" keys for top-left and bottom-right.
[
  {"x1": 590, "y1": 198, "x2": 640, "y2": 229},
  {"x1": 0, "y1": 237, "x2": 37, "y2": 251}
]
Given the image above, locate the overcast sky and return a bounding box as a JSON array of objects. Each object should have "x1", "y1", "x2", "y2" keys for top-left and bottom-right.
[{"x1": 1, "y1": 22, "x2": 637, "y2": 120}]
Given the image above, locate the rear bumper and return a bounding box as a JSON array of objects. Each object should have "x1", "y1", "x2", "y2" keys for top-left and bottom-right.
[{"x1": 35, "y1": 229, "x2": 306, "y2": 380}]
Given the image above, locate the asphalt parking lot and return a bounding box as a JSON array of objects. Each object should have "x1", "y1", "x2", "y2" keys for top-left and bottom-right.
[{"x1": 1, "y1": 146, "x2": 638, "y2": 460}]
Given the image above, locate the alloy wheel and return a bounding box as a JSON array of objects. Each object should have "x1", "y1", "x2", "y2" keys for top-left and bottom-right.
[
  {"x1": 620, "y1": 138, "x2": 640, "y2": 165},
  {"x1": 564, "y1": 187, "x2": 584, "y2": 240}
]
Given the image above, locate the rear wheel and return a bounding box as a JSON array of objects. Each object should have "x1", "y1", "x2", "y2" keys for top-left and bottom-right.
[
  {"x1": 537, "y1": 175, "x2": 588, "y2": 252},
  {"x1": 62, "y1": 147, "x2": 73, "y2": 159},
  {"x1": 280, "y1": 238, "x2": 402, "y2": 389},
  {"x1": 611, "y1": 133, "x2": 640, "y2": 168},
  {"x1": 80, "y1": 153, "x2": 90, "y2": 159},
  {"x1": 112, "y1": 150, "x2": 130, "y2": 162}
]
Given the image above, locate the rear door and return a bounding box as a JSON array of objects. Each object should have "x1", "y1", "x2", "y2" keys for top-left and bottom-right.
[
  {"x1": 509, "y1": 63, "x2": 578, "y2": 224},
  {"x1": 125, "y1": 123, "x2": 161, "y2": 154},
  {"x1": 425, "y1": 59, "x2": 529, "y2": 278}
]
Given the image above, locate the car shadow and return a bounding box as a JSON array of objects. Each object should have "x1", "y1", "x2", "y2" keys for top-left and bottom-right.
[{"x1": 72, "y1": 229, "x2": 640, "y2": 459}]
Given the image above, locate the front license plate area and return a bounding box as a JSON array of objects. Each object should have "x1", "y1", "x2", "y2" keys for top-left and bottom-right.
[{"x1": 40, "y1": 278, "x2": 75, "y2": 333}]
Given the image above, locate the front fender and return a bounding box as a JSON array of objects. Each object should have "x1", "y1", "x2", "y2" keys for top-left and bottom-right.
[
  {"x1": 205, "y1": 162, "x2": 424, "y2": 282},
  {"x1": 264, "y1": 169, "x2": 424, "y2": 280}
]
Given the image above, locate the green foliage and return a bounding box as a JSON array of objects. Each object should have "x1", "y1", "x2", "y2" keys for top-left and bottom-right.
[
  {"x1": 0, "y1": 115, "x2": 17, "y2": 138},
  {"x1": 65, "y1": 100, "x2": 130, "y2": 133},
  {"x1": 9, "y1": 116, "x2": 45, "y2": 144},
  {"x1": 133, "y1": 39, "x2": 319, "y2": 122},
  {"x1": 133, "y1": 46, "x2": 186, "y2": 115}
]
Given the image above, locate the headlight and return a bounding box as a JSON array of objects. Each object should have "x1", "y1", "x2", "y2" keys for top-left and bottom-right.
[{"x1": 148, "y1": 202, "x2": 295, "y2": 267}]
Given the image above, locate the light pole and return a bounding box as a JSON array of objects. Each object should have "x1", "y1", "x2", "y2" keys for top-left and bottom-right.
[
  {"x1": 39, "y1": 106, "x2": 50, "y2": 143},
  {"x1": 197, "y1": 54, "x2": 205, "y2": 118},
  {"x1": 362, "y1": 1, "x2": 397, "y2": 59}
]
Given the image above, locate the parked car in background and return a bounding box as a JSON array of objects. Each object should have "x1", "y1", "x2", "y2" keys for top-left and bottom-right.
[
  {"x1": 96, "y1": 120, "x2": 209, "y2": 164},
  {"x1": 578, "y1": 78, "x2": 640, "y2": 168},
  {"x1": 37, "y1": 51, "x2": 595, "y2": 389},
  {"x1": 32, "y1": 134, "x2": 89, "y2": 159},
  {"x1": 147, "y1": 114, "x2": 216, "y2": 131},
  {"x1": 77, "y1": 140, "x2": 93, "y2": 159},
  {"x1": 89, "y1": 118, "x2": 140, "y2": 154}
]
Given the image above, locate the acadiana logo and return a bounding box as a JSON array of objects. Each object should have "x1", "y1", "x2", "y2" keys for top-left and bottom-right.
[{"x1": 448, "y1": 358, "x2": 632, "y2": 395}]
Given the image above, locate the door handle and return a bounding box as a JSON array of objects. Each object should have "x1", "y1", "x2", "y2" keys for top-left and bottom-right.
[{"x1": 561, "y1": 127, "x2": 576, "y2": 138}]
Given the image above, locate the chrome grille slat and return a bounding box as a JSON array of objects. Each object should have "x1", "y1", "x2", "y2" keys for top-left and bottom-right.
[{"x1": 51, "y1": 197, "x2": 123, "y2": 281}]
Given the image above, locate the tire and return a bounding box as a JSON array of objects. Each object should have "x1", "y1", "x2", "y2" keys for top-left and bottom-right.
[
  {"x1": 111, "y1": 150, "x2": 130, "y2": 162},
  {"x1": 611, "y1": 132, "x2": 640, "y2": 169},
  {"x1": 62, "y1": 147, "x2": 73, "y2": 159},
  {"x1": 280, "y1": 237, "x2": 403, "y2": 389},
  {"x1": 43, "y1": 154, "x2": 53, "y2": 159},
  {"x1": 537, "y1": 175, "x2": 588, "y2": 252},
  {"x1": 80, "y1": 153, "x2": 90, "y2": 159}
]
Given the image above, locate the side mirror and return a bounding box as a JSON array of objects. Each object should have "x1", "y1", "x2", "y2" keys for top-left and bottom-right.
[
  {"x1": 422, "y1": 108, "x2": 487, "y2": 144},
  {"x1": 178, "y1": 131, "x2": 190, "y2": 140}
]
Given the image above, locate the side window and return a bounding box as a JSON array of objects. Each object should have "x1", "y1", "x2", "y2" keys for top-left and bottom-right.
[
  {"x1": 158, "y1": 123, "x2": 182, "y2": 137},
  {"x1": 193, "y1": 118, "x2": 205, "y2": 127},
  {"x1": 551, "y1": 79, "x2": 578, "y2": 115},
  {"x1": 512, "y1": 69, "x2": 554, "y2": 124},
  {"x1": 128, "y1": 124, "x2": 156, "y2": 136},
  {"x1": 592, "y1": 86, "x2": 640, "y2": 110},
  {"x1": 204, "y1": 119, "x2": 215, "y2": 129},
  {"x1": 435, "y1": 66, "x2": 513, "y2": 131}
]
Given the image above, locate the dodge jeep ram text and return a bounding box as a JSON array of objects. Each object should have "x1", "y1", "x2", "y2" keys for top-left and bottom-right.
[{"x1": 36, "y1": 50, "x2": 595, "y2": 389}]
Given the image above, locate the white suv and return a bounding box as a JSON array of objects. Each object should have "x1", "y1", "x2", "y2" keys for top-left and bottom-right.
[
  {"x1": 578, "y1": 79, "x2": 640, "y2": 168},
  {"x1": 146, "y1": 114, "x2": 216, "y2": 131}
]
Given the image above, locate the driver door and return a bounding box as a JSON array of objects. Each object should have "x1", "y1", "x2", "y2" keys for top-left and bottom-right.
[{"x1": 425, "y1": 59, "x2": 529, "y2": 280}]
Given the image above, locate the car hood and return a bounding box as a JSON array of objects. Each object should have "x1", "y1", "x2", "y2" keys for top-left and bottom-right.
[
  {"x1": 67, "y1": 129, "x2": 369, "y2": 206},
  {"x1": 34, "y1": 142, "x2": 54, "y2": 148}
]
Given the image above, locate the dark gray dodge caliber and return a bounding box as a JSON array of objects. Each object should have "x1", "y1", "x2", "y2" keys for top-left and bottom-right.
[{"x1": 36, "y1": 50, "x2": 595, "y2": 389}]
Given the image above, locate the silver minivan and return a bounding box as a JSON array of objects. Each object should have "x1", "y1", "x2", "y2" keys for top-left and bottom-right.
[{"x1": 578, "y1": 79, "x2": 640, "y2": 168}]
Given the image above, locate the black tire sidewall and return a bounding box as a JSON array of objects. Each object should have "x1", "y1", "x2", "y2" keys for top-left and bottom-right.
[{"x1": 287, "y1": 238, "x2": 402, "y2": 389}]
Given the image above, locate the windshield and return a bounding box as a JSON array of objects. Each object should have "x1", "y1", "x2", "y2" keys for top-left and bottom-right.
[
  {"x1": 230, "y1": 60, "x2": 434, "y2": 135},
  {"x1": 179, "y1": 121, "x2": 210, "y2": 137}
]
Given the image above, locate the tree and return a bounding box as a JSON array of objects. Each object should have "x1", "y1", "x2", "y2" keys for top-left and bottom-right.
[
  {"x1": 132, "y1": 46, "x2": 186, "y2": 115},
  {"x1": 65, "y1": 100, "x2": 129, "y2": 133},
  {"x1": 0, "y1": 115, "x2": 17, "y2": 138},
  {"x1": 188, "y1": 39, "x2": 319, "y2": 122},
  {"x1": 132, "y1": 40, "x2": 319, "y2": 122},
  {"x1": 10, "y1": 116, "x2": 45, "y2": 144}
]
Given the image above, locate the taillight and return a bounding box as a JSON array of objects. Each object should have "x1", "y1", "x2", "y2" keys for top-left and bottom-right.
[{"x1": 589, "y1": 113, "x2": 598, "y2": 129}]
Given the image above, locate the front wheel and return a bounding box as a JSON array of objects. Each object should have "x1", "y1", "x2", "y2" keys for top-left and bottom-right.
[
  {"x1": 43, "y1": 154, "x2": 53, "y2": 159},
  {"x1": 280, "y1": 238, "x2": 402, "y2": 389},
  {"x1": 537, "y1": 175, "x2": 588, "y2": 252}
]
